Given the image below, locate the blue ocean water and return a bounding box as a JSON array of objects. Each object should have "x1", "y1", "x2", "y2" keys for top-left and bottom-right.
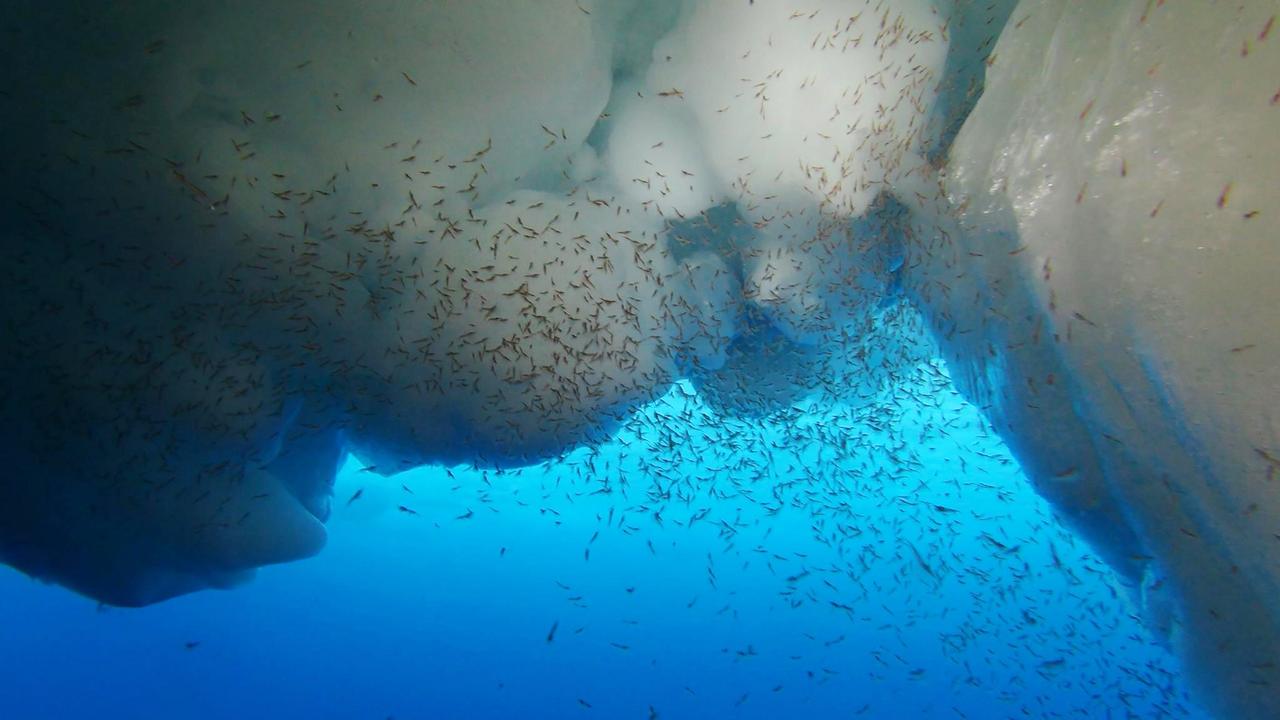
[{"x1": 0, "y1": 373, "x2": 1207, "y2": 719}]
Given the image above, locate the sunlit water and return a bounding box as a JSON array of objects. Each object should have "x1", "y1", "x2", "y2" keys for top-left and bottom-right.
[{"x1": 0, "y1": 372, "x2": 1206, "y2": 719}]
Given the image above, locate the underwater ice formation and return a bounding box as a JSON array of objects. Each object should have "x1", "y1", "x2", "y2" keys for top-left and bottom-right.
[
  {"x1": 902, "y1": 4, "x2": 1280, "y2": 718},
  {"x1": 0, "y1": 1, "x2": 1275, "y2": 717}
]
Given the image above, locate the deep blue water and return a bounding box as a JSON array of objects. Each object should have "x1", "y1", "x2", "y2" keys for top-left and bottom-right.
[{"x1": 0, "y1": 373, "x2": 1207, "y2": 719}]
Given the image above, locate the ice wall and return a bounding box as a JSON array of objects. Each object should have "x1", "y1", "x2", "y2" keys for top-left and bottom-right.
[{"x1": 904, "y1": 2, "x2": 1280, "y2": 717}]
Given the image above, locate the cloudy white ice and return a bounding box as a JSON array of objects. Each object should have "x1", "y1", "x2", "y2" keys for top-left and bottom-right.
[{"x1": 0, "y1": 1, "x2": 1276, "y2": 717}]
